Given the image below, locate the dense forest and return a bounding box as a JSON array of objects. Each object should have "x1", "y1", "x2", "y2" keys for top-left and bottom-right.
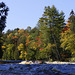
[{"x1": 0, "y1": 2, "x2": 75, "y2": 61}]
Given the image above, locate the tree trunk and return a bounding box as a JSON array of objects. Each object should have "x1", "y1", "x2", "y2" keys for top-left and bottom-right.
[{"x1": 52, "y1": 34, "x2": 61, "y2": 60}]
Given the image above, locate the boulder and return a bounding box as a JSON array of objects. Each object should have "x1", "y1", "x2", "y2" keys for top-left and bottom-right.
[
  {"x1": 34, "y1": 60, "x2": 43, "y2": 64},
  {"x1": 19, "y1": 61, "x2": 33, "y2": 64}
]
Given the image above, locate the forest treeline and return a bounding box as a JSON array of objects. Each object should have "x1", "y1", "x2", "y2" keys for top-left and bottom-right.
[{"x1": 0, "y1": 2, "x2": 75, "y2": 61}]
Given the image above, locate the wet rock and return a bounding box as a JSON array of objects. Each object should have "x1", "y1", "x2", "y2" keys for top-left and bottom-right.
[{"x1": 19, "y1": 61, "x2": 33, "y2": 64}]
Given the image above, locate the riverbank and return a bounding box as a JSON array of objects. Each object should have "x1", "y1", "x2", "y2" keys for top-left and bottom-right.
[
  {"x1": 45, "y1": 61, "x2": 75, "y2": 64},
  {"x1": 19, "y1": 60, "x2": 75, "y2": 64},
  {"x1": 0, "y1": 60, "x2": 75, "y2": 64}
]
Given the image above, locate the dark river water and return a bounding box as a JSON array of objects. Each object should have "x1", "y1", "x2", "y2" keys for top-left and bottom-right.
[{"x1": 0, "y1": 63, "x2": 75, "y2": 75}]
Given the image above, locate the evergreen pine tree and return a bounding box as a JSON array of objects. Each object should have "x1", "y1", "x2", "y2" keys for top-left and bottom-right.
[
  {"x1": 38, "y1": 5, "x2": 65, "y2": 60},
  {"x1": 0, "y1": 2, "x2": 9, "y2": 58}
]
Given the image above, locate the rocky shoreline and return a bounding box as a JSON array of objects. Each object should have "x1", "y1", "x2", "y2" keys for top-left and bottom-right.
[
  {"x1": 45, "y1": 61, "x2": 75, "y2": 64},
  {"x1": 0, "y1": 60, "x2": 75, "y2": 64},
  {"x1": 0, "y1": 60, "x2": 75, "y2": 65},
  {"x1": 19, "y1": 60, "x2": 75, "y2": 64}
]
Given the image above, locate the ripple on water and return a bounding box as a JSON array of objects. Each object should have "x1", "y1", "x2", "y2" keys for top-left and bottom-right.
[{"x1": 0, "y1": 64, "x2": 75, "y2": 75}]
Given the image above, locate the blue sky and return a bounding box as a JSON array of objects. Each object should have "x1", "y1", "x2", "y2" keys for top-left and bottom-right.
[{"x1": 0, "y1": 0, "x2": 75, "y2": 32}]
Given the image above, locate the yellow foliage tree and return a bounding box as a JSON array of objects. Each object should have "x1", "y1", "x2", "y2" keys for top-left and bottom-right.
[
  {"x1": 18, "y1": 43, "x2": 27, "y2": 60},
  {"x1": 61, "y1": 29, "x2": 75, "y2": 55}
]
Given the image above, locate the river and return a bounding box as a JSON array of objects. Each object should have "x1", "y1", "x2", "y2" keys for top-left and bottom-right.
[{"x1": 0, "y1": 63, "x2": 75, "y2": 75}]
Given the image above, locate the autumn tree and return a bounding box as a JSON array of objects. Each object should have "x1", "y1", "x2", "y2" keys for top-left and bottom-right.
[
  {"x1": 60, "y1": 10, "x2": 75, "y2": 61},
  {"x1": 27, "y1": 27, "x2": 40, "y2": 60}
]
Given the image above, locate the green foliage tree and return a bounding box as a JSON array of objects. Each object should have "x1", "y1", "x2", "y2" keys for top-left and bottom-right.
[
  {"x1": 0, "y1": 2, "x2": 9, "y2": 58},
  {"x1": 37, "y1": 5, "x2": 65, "y2": 60},
  {"x1": 27, "y1": 26, "x2": 31, "y2": 32},
  {"x1": 2, "y1": 44, "x2": 14, "y2": 60},
  {"x1": 69, "y1": 10, "x2": 75, "y2": 33}
]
